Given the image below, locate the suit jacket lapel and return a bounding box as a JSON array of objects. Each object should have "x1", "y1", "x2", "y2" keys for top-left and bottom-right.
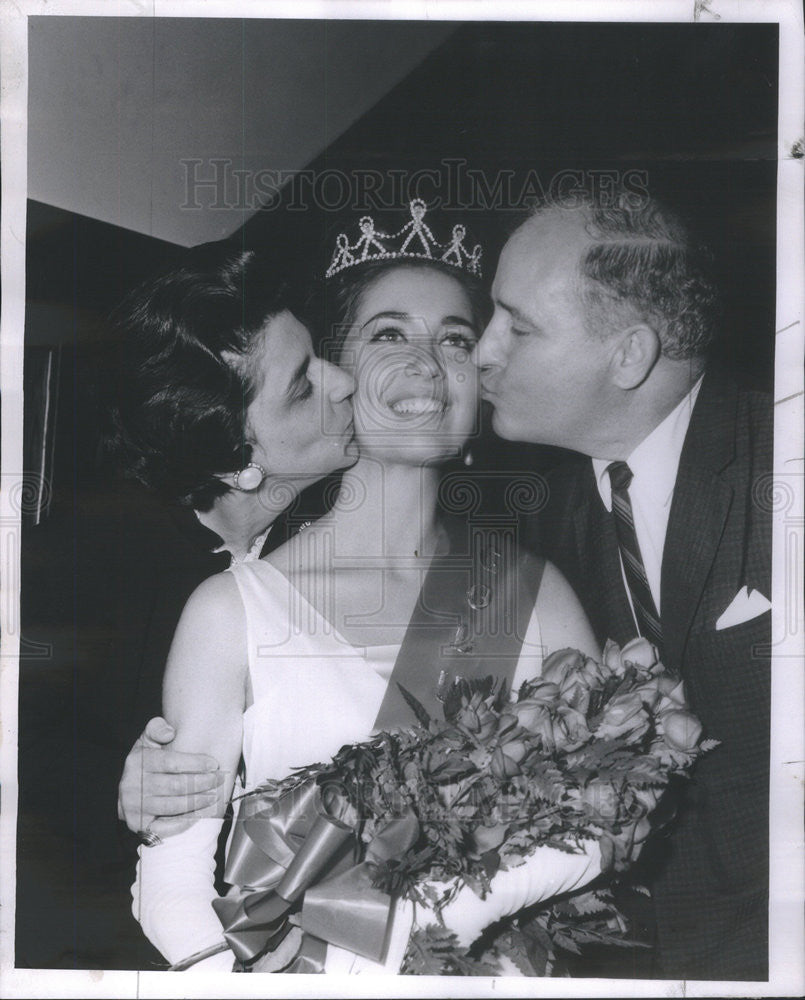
[{"x1": 660, "y1": 370, "x2": 737, "y2": 675}]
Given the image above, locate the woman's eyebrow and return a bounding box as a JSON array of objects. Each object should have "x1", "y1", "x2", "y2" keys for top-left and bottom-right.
[
  {"x1": 360, "y1": 310, "x2": 408, "y2": 330},
  {"x1": 284, "y1": 355, "x2": 311, "y2": 397}
]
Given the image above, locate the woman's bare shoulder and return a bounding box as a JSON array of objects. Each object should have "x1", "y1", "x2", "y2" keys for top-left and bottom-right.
[
  {"x1": 184, "y1": 567, "x2": 242, "y2": 614},
  {"x1": 535, "y1": 560, "x2": 600, "y2": 661},
  {"x1": 166, "y1": 570, "x2": 248, "y2": 692},
  {"x1": 539, "y1": 560, "x2": 578, "y2": 601},
  {"x1": 163, "y1": 570, "x2": 247, "y2": 778}
]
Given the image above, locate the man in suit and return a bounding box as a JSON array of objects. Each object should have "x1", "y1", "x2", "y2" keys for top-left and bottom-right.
[{"x1": 472, "y1": 192, "x2": 771, "y2": 980}]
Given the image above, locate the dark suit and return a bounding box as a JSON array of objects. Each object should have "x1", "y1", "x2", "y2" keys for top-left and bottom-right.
[{"x1": 529, "y1": 368, "x2": 771, "y2": 980}]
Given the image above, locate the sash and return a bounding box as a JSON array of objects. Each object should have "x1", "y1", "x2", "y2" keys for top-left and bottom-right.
[{"x1": 373, "y1": 516, "x2": 545, "y2": 730}]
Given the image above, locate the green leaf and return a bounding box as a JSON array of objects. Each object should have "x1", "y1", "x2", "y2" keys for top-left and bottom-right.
[
  {"x1": 497, "y1": 927, "x2": 544, "y2": 976},
  {"x1": 561, "y1": 890, "x2": 614, "y2": 916},
  {"x1": 397, "y1": 683, "x2": 432, "y2": 729},
  {"x1": 551, "y1": 931, "x2": 583, "y2": 954},
  {"x1": 401, "y1": 924, "x2": 501, "y2": 976}
]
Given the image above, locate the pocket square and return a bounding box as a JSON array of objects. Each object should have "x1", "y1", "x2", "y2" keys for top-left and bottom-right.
[{"x1": 715, "y1": 586, "x2": 771, "y2": 630}]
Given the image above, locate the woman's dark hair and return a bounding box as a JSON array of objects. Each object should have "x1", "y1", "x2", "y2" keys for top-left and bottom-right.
[{"x1": 107, "y1": 242, "x2": 295, "y2": 510}]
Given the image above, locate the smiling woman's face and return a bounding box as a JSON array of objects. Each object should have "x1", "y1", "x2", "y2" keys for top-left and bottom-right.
[{"x1": 339, "y1": 265, "x2": 479, "y2": 465}]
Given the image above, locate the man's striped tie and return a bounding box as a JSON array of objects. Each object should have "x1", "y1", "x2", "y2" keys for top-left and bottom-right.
[{"x1": 607, "y1": 461, "x2": 664, "y2": 652}]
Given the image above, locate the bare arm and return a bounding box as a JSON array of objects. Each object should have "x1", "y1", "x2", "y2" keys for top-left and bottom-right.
[
  {"x1": 132, "y1": 573, "x2": 248, "y2": 966},
  {"x1": 159, "y1": 572, "x2": 248, "y2": 818},
  {"x1": 535, "y1": 560, "x2": 600, "y2": 662},
  {"x1": 118, "y1": 572, "x2": 249, "y2": 835}
]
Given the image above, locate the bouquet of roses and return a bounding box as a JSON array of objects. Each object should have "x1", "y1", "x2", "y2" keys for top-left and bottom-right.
[{"x1": 188, "y1": 638, "x2": 716, "y2": 975}]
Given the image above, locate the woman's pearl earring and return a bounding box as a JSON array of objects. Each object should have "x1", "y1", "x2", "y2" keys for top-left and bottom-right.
[
  {"x1": 232, "y1": 462, "x2": 267, "y2": 491},
  {"x1": 463, "y1": 448, "x2": 474, "y2": 467}
]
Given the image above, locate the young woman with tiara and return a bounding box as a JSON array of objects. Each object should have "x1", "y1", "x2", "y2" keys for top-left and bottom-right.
[{"x1": 132, "y1": 202, "x2": 608, "y2": 973}]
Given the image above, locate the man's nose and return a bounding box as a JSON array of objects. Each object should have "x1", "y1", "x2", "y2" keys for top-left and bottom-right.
[
  {"x1": 322, "y1": 359, "x2": 355, "y2": 401},
  {"x1": 471, "y1": 323, "x2": 504, "y2": 373}
]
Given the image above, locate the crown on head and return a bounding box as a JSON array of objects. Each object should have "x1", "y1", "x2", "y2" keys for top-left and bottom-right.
[{"x1": 325, "y1": 199, "x2": 483, "y2": 279}]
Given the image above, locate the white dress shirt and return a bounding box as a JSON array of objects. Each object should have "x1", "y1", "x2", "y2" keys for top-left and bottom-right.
[{"x1": 592, "y1": 377, "x2": 703, "y2": 620}]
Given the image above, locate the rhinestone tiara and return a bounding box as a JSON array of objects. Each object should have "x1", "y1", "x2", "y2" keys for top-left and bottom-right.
[{"x1": 325, "y1": 199, "x2": 483, "y2": 279}]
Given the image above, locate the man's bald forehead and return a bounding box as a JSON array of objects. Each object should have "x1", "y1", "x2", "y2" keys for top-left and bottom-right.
[
  {"x1": 503, "y1": 208, "x2": 593, "y2": 283},
  {"x1": 513, "y1": 203, "x2": 594, "y2": 247}
]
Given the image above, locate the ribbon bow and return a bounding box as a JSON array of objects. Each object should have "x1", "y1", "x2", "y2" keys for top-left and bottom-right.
[{"x1": 211, "y1": 780, "x2": 419, "y2": 970}]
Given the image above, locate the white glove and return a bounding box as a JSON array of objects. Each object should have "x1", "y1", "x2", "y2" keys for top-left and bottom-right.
[
  {"x1": 432, "y1": 841, "x2": 602, "y2": 948},
  {"x1": 132, "y1": 816, "x2": 234, "y2": 971}
]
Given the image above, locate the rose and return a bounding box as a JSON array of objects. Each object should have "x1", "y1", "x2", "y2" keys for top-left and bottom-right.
[
  {"x1": 455, "y1": 702, "x2": 498, "y2": 741},
  {"x1": 540, "y1": 649, "x2": 604, "y2": 714},
  {"x1": 490, "y1": 746, "x2": 523, "y2": 780},
  {"x1": 602, "y1": 637, "x2": 659, "y2": 677},
  {"x1": 660, "y1": 709, "x2": 703, "y2": 754},
  {"x1": 470, "y1": 822, "x2": 508, "y2": 854},
  {"x1": 578, "y1": 778, "x2": 621, "y2": 823},
  {"x1": 625, "y1": 673, "x2": 685, "y2": 712},
  {"x1": 541, "y1": 648, "x2": 586, "y2": 687},
  {"x1": 513, "y1": 698, "x2": 590, "y2": 752},
  {"x1": 655, "y1": 677, "x2": 688, "y2": 715},
  {"x1": 554, "y1": 704, "x2": 591, "y2": 749},
  {"x1": 498, "y1": 737, "x2": 528, "y2": 764},
  {"x1": 621, "y1": 636, "x2": 659, "y2": 669},
  {"x1": 579, "y1": 655, "x2": 608, "y2": 688},
  {"x1": 631, "y1": 679, "x2": 662, "y2": 712},
  {"x1": 514, "y1": 679, "x2": 561, "y2": 708},
  {"x1": 595, "y1": 691, "x2": 650, "y2": 742},
  {"x1": 486, "y1": 735, "x2": 530, "y2": 780},
  {"x1": 510, "y1": 696, "x2": 553, "y2": 731},
  {"x1": 509, "y1": 702, "x2": 560, "y2": 751},
  {"x1": 562, "y1": 677, "x2": 591, "y2": 715}
]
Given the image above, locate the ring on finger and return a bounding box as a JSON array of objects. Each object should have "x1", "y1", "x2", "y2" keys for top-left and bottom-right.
[{"x1": 137, "y1": 827, "x2": 163, "y2": 848}]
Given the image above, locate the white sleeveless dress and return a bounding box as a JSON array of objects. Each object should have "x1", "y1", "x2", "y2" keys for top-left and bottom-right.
[
  {"x1": 237, "y1": 560, "x2": 402, "y2": 784},
  {"x1": 133, "y1": 559, "x2": 597, "y2": 973}
]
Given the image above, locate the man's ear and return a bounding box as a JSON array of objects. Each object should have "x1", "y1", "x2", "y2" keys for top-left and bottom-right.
[{"x1": 609, "y1": 325, "x2": 661, "y2": 389}]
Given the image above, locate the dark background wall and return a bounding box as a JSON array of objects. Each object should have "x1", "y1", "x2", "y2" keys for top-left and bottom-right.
[{"x1": 19, "y1": 19, "x2": 778, "y2": 971}]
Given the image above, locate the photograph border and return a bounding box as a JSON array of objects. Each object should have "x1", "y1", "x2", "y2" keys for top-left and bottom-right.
[{"x1": 2, "y1": 2, "x2": 803, "y2": 997}]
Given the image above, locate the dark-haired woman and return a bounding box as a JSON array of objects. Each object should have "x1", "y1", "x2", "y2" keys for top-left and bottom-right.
[
  {"x1": 110, "y1": 241, "x2": 356, "y2": 559},
  {"x1": 132, "y1": 208, "x2": 607, "y2": 973},
  {"x1": 107, "y1": 242, "x2": 356, "y2": 830}
]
